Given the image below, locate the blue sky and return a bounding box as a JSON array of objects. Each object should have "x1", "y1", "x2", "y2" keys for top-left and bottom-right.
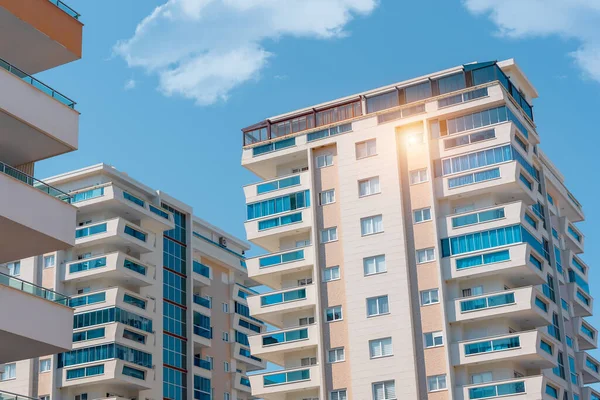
[{"x1": 39, "y1": 0, "x2": 599, "y2": 349}]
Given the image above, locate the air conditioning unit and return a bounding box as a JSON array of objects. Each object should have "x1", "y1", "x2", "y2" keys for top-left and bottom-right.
[{"x1": 219, "y1": 237, "x2": 227, "y2": 247}]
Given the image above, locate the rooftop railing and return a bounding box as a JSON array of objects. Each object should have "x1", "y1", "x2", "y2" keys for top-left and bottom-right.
[
  {"x1": 0, "y1": 390, "x2": 39, "y2": 400},
  {"x1": 0, "y1": 272, "x2": 70, "y2": 306},
  {"x1": 48, "y1": 0, "x2": 80, "y2": 19},
  {"x1": 0, "y1": 161, "x2": 72, "y2": 202},
  {"x1": 0, "y1": 57, "x2": 76, "y2": 109}
]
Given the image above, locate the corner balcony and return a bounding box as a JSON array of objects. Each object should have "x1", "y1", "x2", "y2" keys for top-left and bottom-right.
[
  {"x1": 246, "y1": 245, "x2": 315, "y2": 289},
  {"x1": 244, "y1": 171, "x2": 310, "y2": 204},
  {"x1": 71, "y1": 321, "x2": 151, "y2": 353},
  {"x1": 248, "y1": 324, "x2": 319, "y2": 366},
  {"x1": 69, "y1": 287, "x2": 155, "y2": 320},
  {"x1": 544, "y1": 173, "x2": 584, "y2": 223},
  {"x1": 70, "y1": 183, "x2": 175, "y2": 231},
  {"x1": 247, "y1": 284, "x2": 317, "y2": 327},
  {"x1": 0, "y1": 162, "x2": 76, "y2": 263},
  {"x1": 64, "y1": 252, "x2": 155, "y2": 288},
  {"x1": 193, "y1": 357, "x2": 212, "y2": 380},
  {"x1": 447, "y1": 286, "x2": 552, "y2": 328},
  {"x1": 0, "y1": 58, "x2": 79, "y2": 167},
  {"x1": 234, "y1": 372, "x2": 253, "y2": 394},
  {"x1": 233, "y1": 312, "x2": 265, "y2": 337},
  {"x1": 581, "y1": 386, "x2": 600, "y2": 400},
  {"x1": 245, "y1": 208, "x2": 313, "y2": 253},
  {"x1": 233, "y1": 342, "x2": 267, "y2": 371},
  {"x1": 566, "y1": 278, "x2": 593, "y2": 318},
  {"x1": 575, "y1": 317, "x2": 598, "y2": 350},
  {"x1": 74, "y1": 218, "x2": 156, "y2": 254},
  {"x1": 233, "y1": 283, "x2": 257, "y2": 306},
  {"x1": 456, "y1": 375, "x2": 562, "y2": 400},
  {"x1": 451, "y1": 329, "x2": 557, "y2": 370},
  {"x1": 441, "y1": 242, "x2": 546, "y2": 286},
  {"x1": 0, "y1": 272, "x2": 73, "y2": 363},
  {"x1": 249, "y1": 365, "x2": 321, "y2": 400},
  {"x1": 435, "y1": 161, "x2": 537, "y2": 205},
  {"x1": 576, "y1": 351, "x2": 600, "y2": 384},
  {"x1": 561, "y1": 217, "x2": 584, "y2": 254},
  {"x1": 59, "y1": 359, "x2": 152, "y2": 390}
]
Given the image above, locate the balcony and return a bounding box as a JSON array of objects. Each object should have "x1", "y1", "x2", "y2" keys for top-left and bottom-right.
[
  {"x1": 581, "y1": 386, "x2": 600, "y2": 400},
  {"x1": 74, "y1": 218, "x2": 156, "y2": 254},
  {"x1": 451, "y1": 329, "x2": 557, "y2": 369},
  {"x1": 456, "y1": 375, "x2": 562, "y2": 400},
  {"x1": 234, "y1": 372, "x2": 253, "y2": 394},
  {"x1": 0, "y1": 272, "x2": 73, "y2": 363},
  {"x1": 447, "y1": 286, "x2": 552, "y2": 328},
  {"x1": 69, "y1": 184, "x2": 175, "y2": 231},
  {"x1": 544, "y1": 169, "x2": 584, "y2": 223},
  {"x1": 566, "y1": 276, "x2": 593, "y2": 318},
  {"x1": 249, "y1": 365, "x2": 321, "y2": 400},
  {"x1": 233, "y1": 283, "x2": 257, "y2": 305},
  {"x1": 248, "y1": 324, "x2": 319, "y2": 366},
  {"x1": 69, "y1": 287, "x2": 154, "y2": 321},
  {"x1": 193, "y1": 357, "x2": 212, "y2": 380},
  {"x1": 192, "y1": 294, "x2": 212, "y2": 317},
  {"x1": 246, "y1": 245, "x2": 315, "y2": 289},
  {"x1": 576, "y1": 351, "x2": 600, "y2": 384},
  {"x1": 244, "y1": 171, "x2": 310, "y2": 203},
  {"x1": 59, "y1": 359, "x2": 152, "y2": 390},
  {"x1": 0, "y1": 162, "x2": 76, "y2": 263},
  {"x1": 64, "y1": 252, "x2": 155, "y2": 288},
  {"x1": 575, "y1": 317, "x2": 598, "y2": 350},
  {"x1": 0, "y1": 391, "x2": 38, "y2": 400},
  {"x1": 192, "y1": 260, "x2": 212, "y2": 287},
  {"x1": 245, "y1": 208, "x2": 313, "y2": 253},
  {"x1": 247, "y1": 284, "x2": 317, "y2": 327},
  {"x1": 193, "y1": 324, "x2": 212, "y2": 349},
  {"x1": 233, "y1": 342, "x2": 267, "y2": 371},
  {"x1": 561, "y1": 217, "x2": 584, "y2": 254}
]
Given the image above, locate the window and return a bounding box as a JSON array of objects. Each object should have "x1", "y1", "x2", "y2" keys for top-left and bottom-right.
[
  {"x1": 224, "y1": 362, "x2": 230, "y2": 372},
  {"x1": 545, "y1": 384, "x2": 559, "y2": 399},
  {"x1": 409, "y1": 168, "x2": 428, "y2": 184},
  {"x1": 40, "y1": 359, "x2": 51, "y2": 372},
  {"x1": 427, "y1": 374, "x2": 447, "y2": 392},
  {"x1": 299, "y1": 316, "x2": 315, "y2": 325},
  {"x1": 323, "y1": 266, "x2": 340, "y2": 282},
  {"x1": 39, "y1": 396, "x2": 49, "y2": 400},
  {"x1": 471, "y1": 372, "x2": 493, "y2": 384},
  {"x1": 424, "y1": 331, "x2": 444, "y2": 348},
  {"x1": 364, "y1": 255, "x2": 386, "y2": 275},
  {"x1": 301, "y1": 357, "x2": 317, "y2": 366},
  {"x1": 330, "y1": 390, "x2": 347, "y2": 400},
  {"x1": 123, "y1": 329, "x2": 146, "y2": 344},
  {"x1": 320, "y1": 189, "x2": 336, "y2": 205},
  {"x1": 462, "y1": 286, "x2": 483, "y2": 297},
  {"x1": 43, "y1": 254, "x2": 55, "y2": 268},
  {"x1": 123, "y1": 294, "x2": 146, "y2": 309},
  {"x1": 361, "y1": 215, "x2": 383, "y2": 236},
  {"x1": 0, "y1": 363, "x2": 15, "y2": 380},
  {"x1": 421, "y1": 289, "x2": 439, "y2": 305},
  {"x1": 7, "y1": 261, "x2": 20, "y2": 276},
  {"x1": 326, "y1": 306, "x2": 343, "y2": 322},
  {"x1": 75, "y1": 395, "x2": 88, "y2": 400},
  {"x1": 224, "y1": 393, "x2": 230, "y2": 400},
  {"x1": 359, "y1": 177, "x2": 380, "y2": 197},
  {"x1": 320, "y1": 227, "x2": 338, "y2": 243},
  {"x1": 222, "y1": 303, "x2": 229, "y2": 313},
  {"x1": 298, "y1": 278, "x2": 312, "y2": 286},
  {"x1": 222, "y1": 332, "x2": 229, "y2": 342},
  {"x1": 416, "y1": 248, "x2": 435, "y2": 264},
  {"x1": 369, "y1": 337, "x2": 393, "y2": 358},
  {"x1": 316, "y1": 153, "x2": 334, "y2": 168},
  {"x1": 356, "y1": 139, "x2": 377, "y2": 159},
  {"x1": 328, "y1": 347, "x2": 345, "y2": 363},
  {"x1": 413, "y1": 208, "x2": 432, "y2": 223},
  {"x1": 367, "y1": 295, "x2": 389, "y2": 317},
  {"x1": 372, "y1": 380, "x2": 396, "y2": 400}
]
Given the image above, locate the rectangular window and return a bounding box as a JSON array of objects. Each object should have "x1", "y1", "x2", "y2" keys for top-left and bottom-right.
[
  {"x1": 416, "y1": 248, "x2": 436, "y2": 264},
  {"x1": 409, "y1": 168, "x2": 428, "y2": 184},
  {"x1": 424, "y1": 331, "x2": 444, "y2": 348},
  {"x1": 405, "y1": 81, "x2": 432, "y2": 103},
  {"x1": 320, "y1": 189, "x2": 336, "y2": 205},
  {"x1": 328, "y1": 347, "x2": 345, "y2": 363},
  {"x1": 224, "y1": 393, "x2": 230, "y2": 400},
  {"x1": 222, "y1": 303, "x2": 229, "y2": 313},
  {"x1": 444, "y1": 128, "x2": 495, "y2": 150},
  {"x1": 540, "y1": 339, "x2": 553, "y2": 355},
  {"x1": 369, "y1": 337, "x2": 393, "y2": 358},
  {"x1": 326, "y1": 306, "x2": 343, "y2": 322},
  {"x1": 520, "y1": 173, "x2": 533, "y2": 189},
  {"x1": 361, "y1": 215, "x2": 383, "y2": 236},
  {"x1": 367, "y1": 295, "x2": 389, "y2": 317},
  {"x1": 247, "y1": 190, "x2": 311, "y2": 220},
  {"x1": 359, "y1": 177, "x2": 380, "y2": 197},
  {"x1": 427, "y1": 374, "x2": 447, "y2": 392},
  {"x1": 356, "y1": 139, "x2": 377, "y2": 159},
  {"x1": 43, "y1": 254, "x2": 55, "y2": 268},
  {"x1": 320, "y1": 227, "x2": 338, "y2": 243},
  {"x1": 123, "y1": 329, "x2": 146, "y2": 344},
  {"x1": 448, "y1": 167, "x2": 501, "y2": 188},
  {"x1": 413, "y1": 207, "x2": 432, "y2": 223},
  {"x1": 224, "y1": 361, "x2": 230, "y2": 372},
  {"x1": 123, "y1": 294, "x2": 146, "y2": 310},
  {"x1": 40, "y1": 359, "x2": 51, "y2": 372},
  {"x1": 0, "y1": 363, "x2": 15, "y2": 380},
  {"x1": 545, "y1": 385, "x2": 559, "y2": 399},
  {"x1": 364, "y1": 255, "x2": 386, "y2": 276},
  {"x1": 451, "y1": 208, "x2": 505, "y2": 228},
  {"x1": 323, "y1": 266, "x2": 340, "y2": 282},
  {"x1": 7, "y1": 261, "x2": 20, "y2": 276},
  {"x1": 316, "y1": 154, "x2": 334, "y2": 168},
  {"x1": 330, "y1": 390, "x2": 347, "y2": 400},
  {"x1": 471, "y1": 372, "x2": 493, "y2": 384},
  {"x1": 421, "y1": 289, "x2": 439, "y2": 305},
  {"x1": 372, "y1": 380, "x2": 396, "y2": 400},
  {"x1": 456, "y1": 250, "x2": 510, "y2": 270},
  {"x1": 222, "y1": 332, "x2": 229, "y2": 342}
]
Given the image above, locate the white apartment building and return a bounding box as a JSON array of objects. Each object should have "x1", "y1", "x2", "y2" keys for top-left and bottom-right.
[
  {"x1": 0, "y1": 163, "x2": 265, "y2": 400},
  {"x1": 240, "y1": 59, "x2": 599, "y2": 400},
  {"x1": 0, "y1": 1, "x2": 82, "y2": 398}
]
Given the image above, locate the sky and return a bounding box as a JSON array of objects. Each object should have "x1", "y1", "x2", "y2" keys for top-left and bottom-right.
[{"x1": 39, "y1": 0, "x2": 600, "y2": 358}]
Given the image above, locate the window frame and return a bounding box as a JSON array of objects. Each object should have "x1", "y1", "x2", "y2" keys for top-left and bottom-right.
[
  {"x1": 327, "y1": 347, "x2": 345, "y2": 363},
  {"x1": 427, "y1": 374, "x2": 447, "y2": 392},
  {"x1": 319, "y1": 189, "x2": 336, "y2": 206},
  {"x1": 413, "y1": 207, "x2": 432, "y2": 224},
  {"x1": 320, "y1": 227, "x2": 338, "y2": 243},
  {"x1": 363, "y1": 255, "x2": 387, "y2": 276},
  {"x1": 369, "y1": 337, "x2": 393, "y2": 359},
  {"x1": 0, "y1": 363, "x2": 16, "y2": 381},
  {"x1": 361, "y1": 214, "x2": 384, "y2": 236},
  {"x1": 39, "y1": 358, "x2": 52, "y2": 373},
  {"x1": 356, "y1": 139, "x2": 377, "y2": 159},
  {"x1": 43, "y1": 254, "x2": 55, "y2": 268},
  {"x1": 316, "y1": 153, "x2": 334, "y2": 168},
  {"x1": 323, "y1": 266, "x2": 341, "y2": 282},
  {"x1": 416, "y1": 248, "x2": 436, "y2": 264},
  {"x1": 358, "y1": 176, "x2": 381, "y2": 198},
  {"x1": 420, "y1": 289, "x2": 440, "y2": 306},
  {"x1": 330, "y1": 389, "x2": 347, "y2": 400},
  {"x1": 409, "y1": 168, "x2": 429, "y2": 185},
  {"x1": 424, "y1": 331, "x2": 444, "y2": 348},
  {"x1": 372, "y1": 380, "x2": 396, "y2": 400},
  {"x1": 366, "y1": 295, "x2": 390, "y2": 317},
  {"x1": 325, "y1": 306, "x2": 343, "y2": 323}
]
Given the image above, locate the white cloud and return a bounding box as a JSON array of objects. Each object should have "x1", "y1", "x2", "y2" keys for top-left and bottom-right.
[
  {"x1": 462, "y1": 0, "x2": 600, "y2": 82},
  {"x1": 114, "y1": 0, "x2": 378, "y2": 105},
  {"x1": 124, "y1": 79, "x2": 136, "y2": 90}
]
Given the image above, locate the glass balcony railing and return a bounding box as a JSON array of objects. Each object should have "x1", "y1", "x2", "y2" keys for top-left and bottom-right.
[
  {"x1": 193, "y1": 261, "x2": 210, "y2": 279},
  {"x1": 259, "y1": 249, "x2": 305, "y2": 268},
  {"x1": 194, "y1": 357, "x2": 212, "y2": 370},
  {"x1": 239, "y1": 346, "x2": 262, "y2": 362},
  {"x1": 75, "y1": 223, "x2": 107, "y2": 238},
  {"x1": 0, "y1": 161, "x2": 72, "y2": 202},
  {"x1": 240, "y1": 376, "x2": 251, "y2": 387},
  {"x1": 468, "y1": 380, "x2": 525, "y2": 399},
  {"x1": 0, "y1": 390, "x2": 44, "y2": 400},
  {"x1": 262, "y1": 327, "x2": 309, "y2": 346},
  {"x1": 261, "y1": 287, "x2": 307, "y2": 307},
  {"x1": 581, "y1": 323, "x2": 595, "y2": 339},
  {"x1": 0, "y1": 272, "x2": 69, "y2": 306},
  {"x1": 256, "y1": 175, "x2": 301, "y2": 195},
  {"x1": 193, "y1": 294, "x2": 211, "y2": 308},
  {"x1": 460, "y1": 292, "x2": 515, "y2": 313},
  {"x1": 0, "y1": 58, "x2": 76, "y2": 108},
  {"x1": 149, "y1": 204, "x2": 170, "y2": 219},
  {"x1": 123, "y1": 258, "x2": 147, "y2": 276},
  {"x1": 263, "y1": 368, "x2": 311, "y2": 386},
  {"x1": 124, "y1": 225, "x2": 147, "y2": 242},
  {"x1": 464, "y1": 336, "x2": 520, "y2": 355},
  {"x1": 69, "y1": 257, "x2": 107, "y2": 273},
  {"x1": 47, "y1": 0, "x2": 80, "y2": 19},
  {"x1": 194, "y1": 325, "x2": 212, "y2": 339}
]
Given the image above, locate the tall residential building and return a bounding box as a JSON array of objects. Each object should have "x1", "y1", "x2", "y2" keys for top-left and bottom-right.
[
  {"x1": 0, "y1": 0, "x2": 82, "y2": 393},
  {"x1": 0, "y1": 163, "x2": 265, "y2": 400},
  {"x1": 240, "y1": 59, "x2": 598, "y2": 400}
]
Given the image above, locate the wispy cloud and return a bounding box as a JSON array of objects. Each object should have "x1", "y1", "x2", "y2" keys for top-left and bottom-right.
[
  {"x1": 462, "y1": 0, "x2": 600, "y2": 82},
  {"x1": 113, "y1": 0, "x2": 378, "y2": 105},
  {"x1": 124, "y1": 79, "x2": 136, "y2": 90}
]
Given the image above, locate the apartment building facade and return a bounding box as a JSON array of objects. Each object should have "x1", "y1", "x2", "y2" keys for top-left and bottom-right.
[
  {"x1": 0, "y1": 163, "x2": 265, "y2": 400},
  {"x1": 0, "y1": 1, "x2": 82, "y2": 397},
  {"x1": 240, "y1": 59, "x2": 599, "y2": 400}
]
